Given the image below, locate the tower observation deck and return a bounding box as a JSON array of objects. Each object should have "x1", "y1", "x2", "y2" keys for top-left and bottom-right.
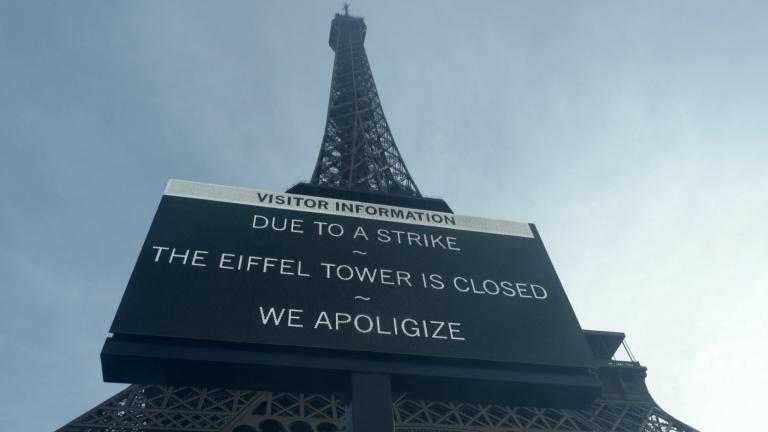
[{"x1": 58, "y1": 8, "x2": 698, "y2": 432}]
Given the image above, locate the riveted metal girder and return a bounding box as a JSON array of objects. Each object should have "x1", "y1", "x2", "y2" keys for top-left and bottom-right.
[{"x1": 310, "y1": 12, "x2": 421, "y2": 197}]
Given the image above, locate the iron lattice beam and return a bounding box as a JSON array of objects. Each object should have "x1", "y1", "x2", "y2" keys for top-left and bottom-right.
[
  {"x1": 310, "y1": 11, "x2": 421, "y2": 197},
  {"x1": 57, "y1": 383, "x2": 698, "y2": 432}
]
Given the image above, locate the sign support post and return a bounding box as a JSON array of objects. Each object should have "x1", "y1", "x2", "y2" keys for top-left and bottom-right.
[{"x1": 346, "y1": 373, "x2": 394, "y2": 432}]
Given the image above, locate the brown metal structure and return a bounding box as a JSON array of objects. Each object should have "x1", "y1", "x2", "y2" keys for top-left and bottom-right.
[
  {"x1": 310, "y1": 9, "x2": 421, "y2": 197},
  {"x1": 58, "y1": 337, "x2": 697, "y2": 431}
]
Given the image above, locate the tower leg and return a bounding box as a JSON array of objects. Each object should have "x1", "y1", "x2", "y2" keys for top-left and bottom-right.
[{"x1": 345, "y1": 373, "x2": 393, "y2": 432}]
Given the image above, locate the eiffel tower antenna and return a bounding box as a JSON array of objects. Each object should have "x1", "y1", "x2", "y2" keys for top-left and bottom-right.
[{"x1": 310, "y1": 8, "x2": 422, "y2": 197}]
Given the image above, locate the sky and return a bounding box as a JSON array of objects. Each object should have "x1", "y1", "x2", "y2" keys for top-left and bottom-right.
[{"x1": 1, "y1": 1, "x2": 766, "y2": 430}]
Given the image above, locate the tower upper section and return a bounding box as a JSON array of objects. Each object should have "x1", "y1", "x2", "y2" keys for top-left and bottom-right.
[
  {"x1": 310, "y1": 10, "x2": 421, "y2": 197},
  {"x1": 328, "y1": 11, "x2": 366, "y2": 51}
]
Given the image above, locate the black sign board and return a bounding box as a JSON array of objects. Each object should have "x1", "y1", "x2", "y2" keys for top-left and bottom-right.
[{"x1": 110, "y1": 180, "x2": 594, "y2": 371}]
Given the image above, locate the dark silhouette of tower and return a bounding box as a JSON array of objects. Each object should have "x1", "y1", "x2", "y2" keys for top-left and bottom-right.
[
  {"x1": 57, "y1": 333, "x2": 699, "y2": 432},
  {"x1": 310, "y1": 9, "x2": 420, "y2": 197},
  {"x1": 57, "y1": 9, "x2": 698, "y2": 432}
]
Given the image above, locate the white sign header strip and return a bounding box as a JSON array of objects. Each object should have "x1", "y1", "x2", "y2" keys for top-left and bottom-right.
[{"x1": 164, "y1": 179, "x2": 534, "y2": 238}]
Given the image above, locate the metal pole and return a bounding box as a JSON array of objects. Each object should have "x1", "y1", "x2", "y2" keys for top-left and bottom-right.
[{"x1": 345, "y1": 373, "x2": 394, "y2": 432}]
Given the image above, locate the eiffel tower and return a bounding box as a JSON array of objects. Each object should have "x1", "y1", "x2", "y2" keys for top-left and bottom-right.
[
  {"x1": 309, "y1": 4, "x2": 420, "y2": 197},
  {"x1": 58, "y1": 8, "x2": 698, "y2": 432}
]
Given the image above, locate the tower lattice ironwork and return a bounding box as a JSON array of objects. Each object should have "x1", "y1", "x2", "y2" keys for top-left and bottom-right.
[
  {"x1": 57, "y1": 359, "x2": 697, "y2": 432},
  {"x1": 57, "y1": 9, "x2": 698, "y2": 432},
  {"x1": 310, "y1": 9, "x2": 421, "y2": 197}
]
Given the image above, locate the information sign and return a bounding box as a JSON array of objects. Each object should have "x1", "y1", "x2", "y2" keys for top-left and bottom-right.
[{"x1": 110, "y1": 180, "x2": 594, "y2": 368}]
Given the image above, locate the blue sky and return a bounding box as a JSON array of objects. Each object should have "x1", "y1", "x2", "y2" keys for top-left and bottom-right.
[{"x1": 1, "y1": 1, "x2": 766, "y2": 430}]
